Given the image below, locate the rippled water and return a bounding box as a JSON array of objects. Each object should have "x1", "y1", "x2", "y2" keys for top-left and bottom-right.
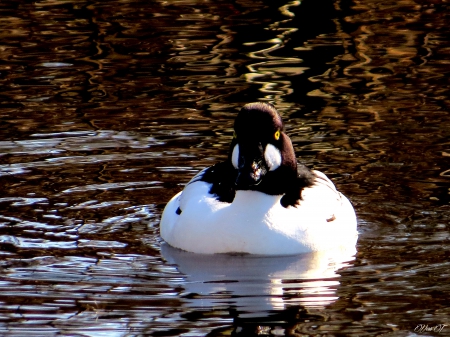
[{"x1": 1, "y1": 0, "x2": 450, "y2": 336}]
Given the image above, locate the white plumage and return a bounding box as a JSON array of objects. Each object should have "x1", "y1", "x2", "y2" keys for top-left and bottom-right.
[{"x1": 160, "y1": 170, "x2": 357, "y2": 255}]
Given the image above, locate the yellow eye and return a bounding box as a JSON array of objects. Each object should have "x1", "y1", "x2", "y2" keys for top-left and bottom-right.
[
  {"x1": 274, "y1": 130, "x2": 280, "y2": 140},
  {"x1": 233, "y1": 131, "x2": 237, "y2": 138}
]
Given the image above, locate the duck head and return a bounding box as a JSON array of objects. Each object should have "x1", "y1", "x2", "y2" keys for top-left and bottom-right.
[{"x1": 229, "y1": 102, "x2": 298, "y2": 194}]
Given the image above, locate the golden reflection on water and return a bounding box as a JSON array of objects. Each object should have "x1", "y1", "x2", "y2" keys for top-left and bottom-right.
[
  {"x1": 0, "y1": 0, "x2": 450, "y2": 336},
  {"x1": 244, "y1": 0, "x2": 302, "y2": 108}
]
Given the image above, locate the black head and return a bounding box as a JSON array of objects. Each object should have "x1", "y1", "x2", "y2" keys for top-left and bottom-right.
[
  {"x1": 228, "y1": 102, "x2": 298, "y2": 194},
  {"x1": 234, "y1": 102, "x2": 283, "y2": 142}
]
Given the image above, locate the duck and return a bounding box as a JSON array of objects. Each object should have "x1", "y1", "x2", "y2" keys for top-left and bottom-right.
[{"x1": 160, "y1": 102, "x2": 357, "y2": 255}]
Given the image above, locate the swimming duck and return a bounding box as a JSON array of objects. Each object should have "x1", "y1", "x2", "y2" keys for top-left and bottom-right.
[{"x1": 160, "y1": 102, "x2": 357, "y2": 255}]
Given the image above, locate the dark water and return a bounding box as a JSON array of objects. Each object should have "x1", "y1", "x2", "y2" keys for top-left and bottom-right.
[{"x1": 1, "y1": 0, "x2": 450, "y2": 336}]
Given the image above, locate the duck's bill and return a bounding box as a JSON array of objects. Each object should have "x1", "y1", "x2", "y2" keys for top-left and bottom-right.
[{"x1": 235, "y1": 144, "x2": 268, "y2": 188}]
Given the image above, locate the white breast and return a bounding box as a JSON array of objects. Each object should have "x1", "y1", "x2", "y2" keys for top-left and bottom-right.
[{"x1": 160, "y1": 173, "x2": 357, "y2": 255}]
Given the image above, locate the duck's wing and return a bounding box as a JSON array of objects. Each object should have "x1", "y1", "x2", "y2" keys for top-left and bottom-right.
[
  {"x1": 311, "y1": 170, "x2": 338, "y2": 193},
  {"x1": 280, "y1": 167, "x2": 345, "y2": 221},
  {"x1": 186, "y1": 167, "x2": 209, "y2": 186},
  {"x1": 301, "y1": 170, "x2": 347, "y2": 222},
  {"x1": 280, "y1": 164, "x2": 315, "y2": 207},
  {"x1": 185, "y1": 161, "x2": 237, "y2": 203}
]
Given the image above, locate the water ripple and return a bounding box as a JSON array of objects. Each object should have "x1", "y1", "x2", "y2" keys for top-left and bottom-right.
[{"x1": 0, "y1": 0, "x2": 450, "y2": 335}]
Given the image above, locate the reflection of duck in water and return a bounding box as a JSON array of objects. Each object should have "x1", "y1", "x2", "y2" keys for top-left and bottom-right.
[
  {"x1": 161, "y1": 243, "x2": 356, "y2": 318},
  {"x1": 160, "y1": 102, "x2": 357, "y2": 255}
]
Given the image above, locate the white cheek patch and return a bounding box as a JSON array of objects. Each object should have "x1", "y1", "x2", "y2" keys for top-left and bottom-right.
[
  {"x1": 264, "y1": 144, "x2": 282, "y2": 171},
  {"x1": 231, "y1": 144, "x2": 240, "y2": 169}
]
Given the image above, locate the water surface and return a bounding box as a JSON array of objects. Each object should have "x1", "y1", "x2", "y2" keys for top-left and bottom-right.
[{"x1": 1, "y1": 0, "x2": 450, "y2": 336}]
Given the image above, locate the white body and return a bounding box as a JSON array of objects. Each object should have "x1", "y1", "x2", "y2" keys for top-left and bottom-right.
[{"x1": 160, "y1": 170, "x2": 358, "y2": 255}]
